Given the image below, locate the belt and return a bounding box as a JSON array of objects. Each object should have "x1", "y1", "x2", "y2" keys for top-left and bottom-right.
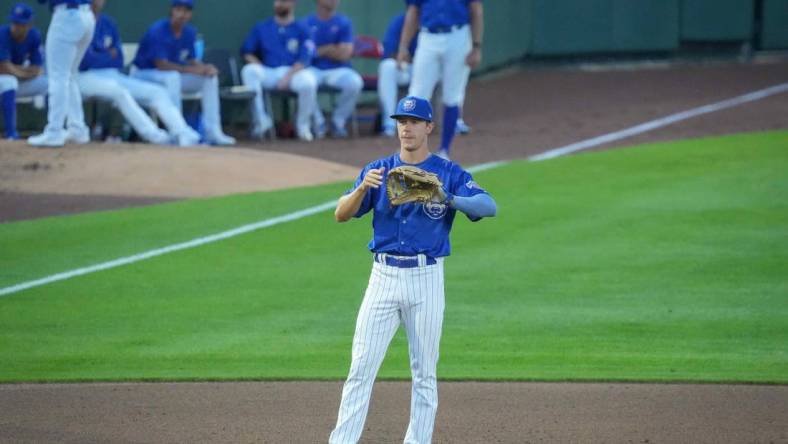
[
  {"x1": 424, "y1": 24, "x2": 465, "y2": 34},
  {"x1": 374, "y1": 253, "x2": 436, "y2": 268},
  {"x1": 55, "y1": 3, "x2": 86, "y2": 9}
]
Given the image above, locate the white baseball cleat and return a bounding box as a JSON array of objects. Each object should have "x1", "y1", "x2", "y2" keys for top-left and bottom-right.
[
  {"x1": 205, "y1": 132, "x2": 236, "y2": 146},
  {"x1": 28, "y1": 130, "x2": 66, "y2": 148},
  {"x1": 176, "y1": 129, "x2": 202, "y2": 147},
  {"x1": 147, "y1": 129, "x2": 171, "y2": 145},
  {"x1": 456, "y1": 118, "x2": 471, "y2": 135},
  {"x1": 66, "y1": 126, "x2": 91, "y2": 144},
  {"x1": 297, "y1": 125, "x2": 314, "y2": 142},
  {"x1": 251, "y1": 115, "x2": 273, "y2": 140}
]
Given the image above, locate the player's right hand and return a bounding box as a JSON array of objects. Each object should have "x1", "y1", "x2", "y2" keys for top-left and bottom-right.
[
  {"x1": 361, "y1": 167, "x2": 385, "y2": 191},
  {"x1": 396, "y1": 49, "x2": 412, "y2": 68}
]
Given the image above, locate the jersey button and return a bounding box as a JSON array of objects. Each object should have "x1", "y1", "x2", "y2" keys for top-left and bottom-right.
[
  {"x1": 400, "y1": 241, "x2": 405, "y2": 245},
  {"x1": 402, "y1": 220, "x2": 407, "y2": 224}
]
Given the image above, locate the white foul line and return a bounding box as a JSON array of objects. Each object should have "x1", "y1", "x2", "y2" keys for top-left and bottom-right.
[
  {"x1": 529, "y1": 82, "x2": 788, "y2": 161},
  {"x1": 2, "y1": 82, "x2": 787, "y2": 298},
  {"x1": 0, "y1": 201, "x2": 337, "y2": 297}
]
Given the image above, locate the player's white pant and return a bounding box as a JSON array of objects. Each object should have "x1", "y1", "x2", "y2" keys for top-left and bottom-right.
[
  {"x1": 308, "y1": 66, "x2": 363, "y2": 131},
  {"x1": 0, "y1": 74, "x2": 48, "y2": 97},
  {"x1": 378, "y1": 58, "x2": 412, "y2": 132},
  {"x1": 330, "y1": 255, "x2": 445, "y2": 444},
  {"x1": 131, "y1": 69, "x2": 226, "y2": 139},
  {"x1": 43, "y1": 4, "x2": 95, "y2": 134},
  {"x1": 240, "y1": 64, "x2": 317, "y2": 134},
  {"x1": 409, "y1": 25, "x2": 471, "y2": 107},
  {"x1": 79, "y1": 68, "x2": 196, "y2": 143}
]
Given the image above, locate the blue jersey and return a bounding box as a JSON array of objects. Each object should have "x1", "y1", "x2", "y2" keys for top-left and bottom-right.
[
  {"x1": 351, "y1": 153, "x2": 488, "y2": 258},
  {"x1": 241, "y1": 18, "x2": 313, "y2": 68},
  {"x1": 133, "y1": 18, "x2": 196, "y2": 69},
  {"x1": 0, "y1": 25, "x2": 42, "y2": 66},
  {"x1": 406, "y1": 0, "x2": 481, "y2": 31},
  {"x1": 382, "y1": 13, "x2": 418, "y2": 59},
  {"x1": 80, "y1": 14, "x2": 123, "y2": 71},
  {"x1": 37, "y1": 0, "x2": 90, "y2": 8},
  {"x1": 303, "y1": 13, "x2": 353, "y2": 70}
]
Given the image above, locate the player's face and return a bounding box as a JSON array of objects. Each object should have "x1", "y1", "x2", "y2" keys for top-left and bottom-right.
[
  {"x1": 9, "y1": 23, "x2": 31, "y2": 41},
  {"x1": 274, "y1": 0, "x2": 295, "y2": 17},
  {"x1": 396, "y1": 117, "x2": 433, "y2": 152},
  {"x1": 317, "y1": 0, "x2": 339, "y2": 11},
  {"x1": 92, "y1": 0, "x2": 106, "y2": 13},
  {"x1": 170, "y1": 6, "x2": 193, "y2": 27}
]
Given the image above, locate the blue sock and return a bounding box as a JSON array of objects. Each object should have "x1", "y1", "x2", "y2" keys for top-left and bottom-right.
[
  {"x1": 440, "y1": 105, "x2": 459, "y2": 153},
  {"x1": 1, "y1": 90, "x2": 18, "y2": 139}
]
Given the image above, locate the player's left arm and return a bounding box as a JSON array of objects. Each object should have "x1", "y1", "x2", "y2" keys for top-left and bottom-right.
[
  {"x1": 466, "y1": 1, "x2": 484, "y2": 69},
  {"x1": 439, "y1": 168, "x2": 496, "y2": 220},
  {"x1": 449, "y1": 193, "x2": 497, "y2": 219},
  {"x1": 316, "y1": 19, "x2": 354, "y2": 62}
]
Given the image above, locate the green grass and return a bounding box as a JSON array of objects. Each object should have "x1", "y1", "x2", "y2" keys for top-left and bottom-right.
[{"x1": 1, "y1": 131, "x2": 787, "y2": 383}]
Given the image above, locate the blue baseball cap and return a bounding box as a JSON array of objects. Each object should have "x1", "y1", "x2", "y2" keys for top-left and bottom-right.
[
  {"x1": 391, "y1": 96, "x2": 433, "y2": 123},
  {"x1": 9, "y1": 3, "x2": 33, "y2": 25},
  {"x1": 171, "y1": 0, "x2": 194, "y2": 9}
]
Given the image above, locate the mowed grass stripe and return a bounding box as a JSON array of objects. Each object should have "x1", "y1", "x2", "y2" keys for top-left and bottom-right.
[{"x1": 0, "y1": 131, "x2": 786, "y2": 383}]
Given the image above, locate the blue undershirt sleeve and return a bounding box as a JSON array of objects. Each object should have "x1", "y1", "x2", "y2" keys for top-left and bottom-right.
[{"x1": 450, "y1": 193, "x2": 497, "y2": 221}]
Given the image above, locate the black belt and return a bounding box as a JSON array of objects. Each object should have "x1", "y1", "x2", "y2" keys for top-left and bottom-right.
[
  {"x1": 374, "y1": 253, "x2": 436, "y2": 268},
  {"x1": 425, "y1": 24, "x2": 464, "y2": 34}
]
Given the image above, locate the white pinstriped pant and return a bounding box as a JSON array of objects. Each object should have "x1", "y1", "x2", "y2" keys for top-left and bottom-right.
[{"x1": 330, "y1": 254, "x2": 445, "y2": 444}]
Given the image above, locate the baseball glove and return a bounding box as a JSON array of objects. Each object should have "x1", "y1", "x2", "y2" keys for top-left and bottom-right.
[{"x1": 386, "y1": 166, "x2": 445, "y2": 206}]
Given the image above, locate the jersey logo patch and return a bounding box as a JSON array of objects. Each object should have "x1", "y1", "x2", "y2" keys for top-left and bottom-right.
[
  {"x1": 466, "y1": 180, "x2": 482, "y2": 190},
  {"x1": 287, "y1": 38, "x2": 299, "y2": 54},
  {"x1": 423, "y1": 201, "x2": 448, "y2": 220}
]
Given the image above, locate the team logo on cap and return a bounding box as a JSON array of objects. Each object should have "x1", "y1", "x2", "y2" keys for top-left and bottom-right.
[
  {"x1": 403, "y1": 99, "x2": 416, "y2": 112},
  {"x1": 15, "y1": 6, "x2": 23, "y2": 15}
]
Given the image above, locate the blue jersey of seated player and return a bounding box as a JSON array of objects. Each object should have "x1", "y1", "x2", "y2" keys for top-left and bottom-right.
[
  {"x1": 0, "y1": 24, "x2": 42, "y2": 66},
  {"x1": 351, "y1": 154, "x2": 488, "y2": 257},
  {"x1": 240, "y1": 18, "x2": 313, "y2": 68},
  {"x1": 133, "y1": 18, "x2": 196, "y2": 69},
  {"x1": 302, "y1": 13, "x2": 353, "y2": 70},
  {"x1": 382, "y1": 13, "x2": 417, "y2": 60},
  {"x1": 79, "y1": 14, "x2": 123, "y2": 71},
  {"x1": 405, "y1": 0, "x2": 481, "y2": 30}
]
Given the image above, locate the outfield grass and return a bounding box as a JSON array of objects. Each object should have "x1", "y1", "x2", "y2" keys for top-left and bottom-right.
[{"x1": 1, "y1": 131, "x2": 786, "y2": 383}]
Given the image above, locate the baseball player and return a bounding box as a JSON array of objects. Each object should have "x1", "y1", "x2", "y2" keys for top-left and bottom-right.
[
  {"x1": 379, "y1": 11, "x2": 471, "y2": 138},
  {"x1": 329, "y1": 95, "x2": 497, "y2": 444},
  {"x1": 397, "y1": 0, "x2": 484, "y2": 158},
  {"x1": 304, "y1": 0, "x2": 363, "y2": 138},
  {"x1": 78, "y1": 0, "x2": 201, "y2": 146},
  {"x1": 28, "y1": 0, "x2": 95, "y2": 147},
  {"x1": 240, "y1": 0, "x2": 318, "y2": 141},
  {"x1": 131, "y1": 0, "x2": 235, "y2": 146},
  {"x1": 0, "y1": 3, "x2": 47, "y2": 140}
]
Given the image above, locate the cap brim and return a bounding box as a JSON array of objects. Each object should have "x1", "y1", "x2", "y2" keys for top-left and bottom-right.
[{"x1": 390, "y1": 112, "x2": 432, "y2": 122}]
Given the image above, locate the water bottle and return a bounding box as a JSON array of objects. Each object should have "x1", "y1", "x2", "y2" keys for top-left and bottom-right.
[{"x1": 194, "y1": 34, "x2": 205, "y2": 61}]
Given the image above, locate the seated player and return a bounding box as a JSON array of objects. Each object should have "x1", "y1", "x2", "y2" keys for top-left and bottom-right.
[
  {"x1": 303, "y1": 0, "x2": 362, "y2": 138},
  {"x1": 78, "y1": 0, "x2": 201, "y2": 146},
  {"x1": 240, "y1": 0, "x2": 317, "y2": 141},
  {"x1": 131, "y1": 0, "x2": 235, "y2": 146},
  {"x1": 0, "y1": 3, "x2": 47, "y2": 140}
]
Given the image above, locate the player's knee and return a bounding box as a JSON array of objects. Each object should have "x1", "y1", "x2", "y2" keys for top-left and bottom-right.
[
  {"x1": 0, "y1": 75, "x2": 19, "y2": 93},
  {"x1": 378, "y1": 58, "x2": 397, "y2": 76},
  {"x1": 347, "y1": 73, "x2": 363, "y2": 93},
  {"x1": 294, "y1": 72, "x2": 318, "y2": 92},
  {"x1": 240, "y1": 64, "x2": 261, "y2": 86}
]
